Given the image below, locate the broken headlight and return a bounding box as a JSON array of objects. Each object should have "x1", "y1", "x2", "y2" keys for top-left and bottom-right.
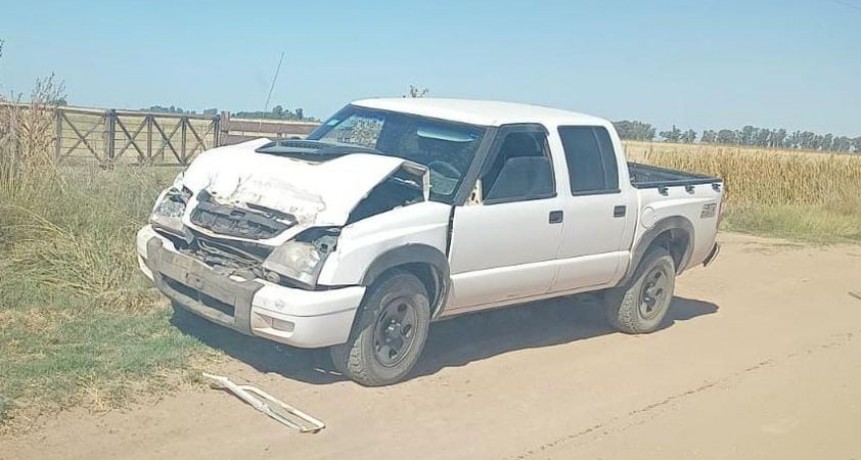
[
  {"x1": 150, "y1": 173, "x2": 192, "y2": 234},
  {"x1": 262, "y1": 229, "x2": 339, "y2": 288}
]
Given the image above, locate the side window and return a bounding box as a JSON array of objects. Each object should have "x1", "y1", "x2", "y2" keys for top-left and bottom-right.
[
  {"x1": 558, "y1": 126, "x2": 620, "y2": 195},
  {"x1": 481, "y1": 131, "x2": 555, "y2": 204}
]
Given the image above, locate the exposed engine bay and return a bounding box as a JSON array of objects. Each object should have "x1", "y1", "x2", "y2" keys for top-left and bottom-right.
[{"x1": 190, "y1": 190, "x2": 297, "y2": 240}]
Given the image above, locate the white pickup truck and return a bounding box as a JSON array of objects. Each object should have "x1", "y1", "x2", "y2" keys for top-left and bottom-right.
[{"x1": 137, "y1": 98, "x2": 723, "y2": 385}]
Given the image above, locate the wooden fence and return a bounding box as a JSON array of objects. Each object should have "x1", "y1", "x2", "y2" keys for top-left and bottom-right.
[
  {"x1": 2, "y1": 103, "x2": 321, "y2": 167},
  {"x1": 53, "y1": 106, "x2": 220, "y2": 166}
]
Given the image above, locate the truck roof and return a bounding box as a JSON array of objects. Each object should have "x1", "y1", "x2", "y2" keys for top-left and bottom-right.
[{"x1": 352, "y1": 98, "x2": 608, "y2": 128}]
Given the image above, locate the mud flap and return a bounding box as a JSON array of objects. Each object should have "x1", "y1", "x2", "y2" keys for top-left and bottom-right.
[{"x1": 703, "y1": 242, "x2": 721, "y2": 267}]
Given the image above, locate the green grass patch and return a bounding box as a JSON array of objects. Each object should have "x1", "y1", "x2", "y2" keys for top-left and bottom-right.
[
  {"x1": 723, "y1": 204, "x2": 861, "y2": 244},
  {"x1": 0, "y1": 166, "x2": 206, "y2": 424}
]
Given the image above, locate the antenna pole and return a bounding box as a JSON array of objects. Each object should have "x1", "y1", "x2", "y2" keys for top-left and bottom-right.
[{"x1": 260, "y1": 51, "x2": 285, "y2": 133}]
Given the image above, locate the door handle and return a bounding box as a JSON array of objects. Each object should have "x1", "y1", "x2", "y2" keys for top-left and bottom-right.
[
  {"x1": 613, "y1": 206, "x2": 626, "y2": 218},
  {"x1": 549, "y1": 210, "x2": 564, "y2": 224}
]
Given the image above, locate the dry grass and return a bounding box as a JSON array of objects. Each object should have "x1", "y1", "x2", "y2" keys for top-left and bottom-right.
[
  {"x1": 0, "y1": 82, "x2": 206, "y2": 428},
  {"x1": 0, "y1": 75, "x2": 64, "y2": 195},
  {"x1": 625, "y1": 141, "x2": 861, "y2": 242}
]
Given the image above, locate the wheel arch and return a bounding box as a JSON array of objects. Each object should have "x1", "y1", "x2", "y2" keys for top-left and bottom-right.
[
  {"x1": 620, "y1": 216, "x2": 694, "y2": 286},
  {"x1": 360, "y1": 244, "x2": 451, "y2": 319}
]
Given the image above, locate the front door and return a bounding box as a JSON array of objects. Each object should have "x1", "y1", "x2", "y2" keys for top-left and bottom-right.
[{"x1": 446, "y1": 126, "x2": 564, "y2": 312}]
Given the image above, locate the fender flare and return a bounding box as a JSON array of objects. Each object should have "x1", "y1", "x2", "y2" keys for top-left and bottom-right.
[
  {"x1": 620, "y1": 216, "x2": 695, "y2": 286},
  {"x1": 360, "y1": 244, "x2": 451, "y2": 318}
]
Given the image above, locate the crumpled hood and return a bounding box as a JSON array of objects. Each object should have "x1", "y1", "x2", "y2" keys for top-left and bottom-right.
[{"x1": 181, "y1": 139, "x2": 426, "y2": 230}]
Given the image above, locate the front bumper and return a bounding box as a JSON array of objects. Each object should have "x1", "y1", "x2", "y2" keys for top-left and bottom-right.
[{"x1": 137, "y1": 226, "x2": 365, "y2": 348}]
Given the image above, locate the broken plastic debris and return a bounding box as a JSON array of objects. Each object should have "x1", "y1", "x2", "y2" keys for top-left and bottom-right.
[{"x1": 202, "y1": 373, "x2": 325, "y2": 433}]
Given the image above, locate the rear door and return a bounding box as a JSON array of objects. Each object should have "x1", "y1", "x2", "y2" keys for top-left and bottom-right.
[
  {"x1": 446, "y1": 125, "x2": 564, "y2": 312},
  {"x1": 549, "y1": 125, "x2": 635, "y2": 292}
]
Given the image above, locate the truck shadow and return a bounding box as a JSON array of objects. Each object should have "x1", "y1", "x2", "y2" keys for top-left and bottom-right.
[
  {"x1": 171, "y1": 296, "x2": 718, "y2": 385},
  {"x1": 412, "y1": 296, "x2": 716, "y2": 379}
]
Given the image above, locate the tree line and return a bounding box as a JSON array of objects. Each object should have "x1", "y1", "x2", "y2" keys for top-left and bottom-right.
[
  {"x1": 232, "y1": 105, "x2": 317, "y2": 122},
  {"x1": 141, "y1": 105, "x2": 316, "y2": 121},
  {"x1": 613, "y1": 120, "x2": 860, "y2": 153}
]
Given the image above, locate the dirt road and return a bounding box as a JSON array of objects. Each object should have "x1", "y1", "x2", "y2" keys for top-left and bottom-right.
[{"x1": 3, "y1": 233, "x2": 861, "y2": 459}]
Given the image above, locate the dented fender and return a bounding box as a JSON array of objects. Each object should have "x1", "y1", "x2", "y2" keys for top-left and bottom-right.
[{"x1": 316, "y1": 202, "x2": 451, "y2": 290}]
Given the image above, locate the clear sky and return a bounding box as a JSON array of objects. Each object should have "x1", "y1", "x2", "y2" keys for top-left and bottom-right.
[{"x1": 0, "y1": 0, "x2": 858, "y2": 135}]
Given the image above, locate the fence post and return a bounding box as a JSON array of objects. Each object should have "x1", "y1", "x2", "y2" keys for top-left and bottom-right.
[
  {"x1": 104, "y1": 109, "x2": 117, "y2": 164},
  {"x1": 212, "y1": 114, "x2": 221, "y2": 147},
  {"x1": 146, "y1": 115, "x2": 153, "y2": 163},
  {"x1": 180, "y1": 116, "x2": 188, "y2": 165},
  {"x1": 220, "y1": 111, "x2": 230, "y2": 146},
  {"x1": 54, "y1": 107, "x2": 63, "y2": 161}
]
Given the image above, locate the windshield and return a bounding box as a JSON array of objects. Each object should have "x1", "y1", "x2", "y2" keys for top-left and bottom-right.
[{"x1": 307, "y1": 105, "x2": 487, "y2": 203}]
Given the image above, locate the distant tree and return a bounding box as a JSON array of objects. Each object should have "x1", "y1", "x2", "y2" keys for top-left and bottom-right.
[
  {"x1": 701, "y1": 130, "x2": 717, "y2": 144},
  {"x1": 821, "y1": 134, "x2": 834, "y2": 151},
  {"x1": 681, "y1": 129, "x2": 697, "y2": 144},
  {"x1": 203, "y1": 108, "x2": 218, "y2": 116},
  {"x1": 787, "y1": 131, "x2": 800, "y2": 149},
  {"x1": 770, "y1": 129, "x2": 787, "y2": 148},
  {"x1": 798, "y1": 131, "x2": 815, "y2": 149},
  {"x1": 831, "y1": 136, "x2": 852, "y2": 152},
  {"x1": 144, "y1": 105, "x2": 194, "y2": 114},
  {"x1": 812, "y1": 135, "x2": 823, "y2": 150},
  {"x1": 716, "y1": 129, "x2": 738, "y2": 144},
  {"x1": 614, "y1": 121, "x2": 631, "y2": 140},
  {"x1": 737, "y1": 126, "x2": 757, "y2": 146},
  {"x1": 754, "y1": 128, "x2": 770, "y2": 147},
  {"x1": 659, "y1": 125, "x2": 682, "y2": 143},
  {"x1": 613, "y1": 120, "x2": 656, "y2": 141},
  {"x1": 405, "y1": 85, "x2": 430, "y2": 98},
  {"x1": 233, "y1": 105, "x2": 316, "y2": 121},
  {"x1": 853, "y1": 137, "x2": 861, "y2": 153}
]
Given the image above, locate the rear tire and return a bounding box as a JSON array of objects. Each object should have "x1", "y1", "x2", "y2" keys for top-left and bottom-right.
[
  {"x1": 604, "y1": 248, "x2": 676, "y2": 334},
  {"x1": 329, "y1": 270, "x2": 430, "y2": 386}
]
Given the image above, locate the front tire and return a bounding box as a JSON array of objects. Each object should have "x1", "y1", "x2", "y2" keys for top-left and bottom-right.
[
  {"x1": 329, "y1": 270, "x2": 430, "y2": 386},
  {"x1": 604, "y1": 247, "x2": 676, "y2": 334}
]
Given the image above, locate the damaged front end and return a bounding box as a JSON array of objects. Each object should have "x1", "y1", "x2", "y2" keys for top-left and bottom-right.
[
  {"x1": 149, "y1": 188, "x2": 340, "y2": 290},
  {"x1": 151, "y1": 224, "x2": 340, "y2": 291},
  {"x1": 146, "y1": 142, "x2": 428, "y2": 290}
]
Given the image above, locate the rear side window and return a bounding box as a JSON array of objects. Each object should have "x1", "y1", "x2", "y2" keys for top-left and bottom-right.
[{"x1": 558, "y1": 126, "x2": 620, "y2": 195}]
